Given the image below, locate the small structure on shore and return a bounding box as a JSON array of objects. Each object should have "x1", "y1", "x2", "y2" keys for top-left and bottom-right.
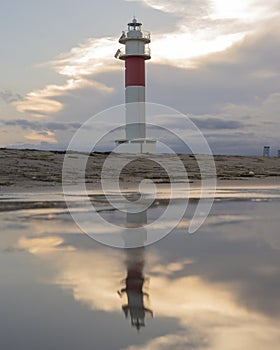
[
  {"x1": 115, "y1": 18, "x2": 156, "y2": 153},
  {"x1": 263, "y1": 146, "x2": 270, "y2": 157}
]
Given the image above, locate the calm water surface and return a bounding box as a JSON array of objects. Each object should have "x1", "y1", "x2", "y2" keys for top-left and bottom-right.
[{"x1": 1, "y1": 185, "x2": 280, "y2": 349}]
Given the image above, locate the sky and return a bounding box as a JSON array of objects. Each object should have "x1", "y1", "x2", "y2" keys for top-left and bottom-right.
[{"x1": 0, "y1": 0, "x2": 280, "y2": 155}]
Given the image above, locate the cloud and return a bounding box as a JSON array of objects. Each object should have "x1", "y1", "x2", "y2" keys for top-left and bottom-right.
[
  {"x1": 198, "y1": 92, "x2": 280, "y2": 154},
  {"x1": 146, "y1": 19, "x2": 280, "y2": 116},
  {"x1": 154, "y1": 115, "x2": 247, "y2": 131},
  {"x1": 127, "y1": 0, "x2": 280, "y2": 68},
  {"x1": 7, "y1": 141, "x2": 68, "y2": 151},
  {"x1": 0, "y1": 90, "x2": 23, "y2": 104},
  {"x1": 25, "y1": 130, "x2": 57, "y2": 143},
  {"x1": 2, "y1": 119, "x2": 81, "y2": 131},
  {"x1": 128, "y1": 0, "x2": 209, "y2": 17},
  {"x1": 14, "y1": 78, "x2": 112, "y2": 117},
  {"x1": 146, "y1": 87, "x2": 280, "y2": 155},
  {"x1": 192, "y1": 117, "x2": 246, "y2": 130},
  {"x1": 48, "y1": 37, "x2": 120, "y2": 78},
  {"x1": 0, "y1": 119, "x2": 84, "y2": 148},
  {"x1": 219, "y1": 92, "x2": 280, "y2": 132},
  {"x1": 129, "y1": 0, "x2": 280, "y2": 20}
]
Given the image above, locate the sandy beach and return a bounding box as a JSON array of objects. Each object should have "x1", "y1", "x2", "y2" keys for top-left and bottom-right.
[{"x1": 0, "y1": 148, "x2": 279, "y2": 193}]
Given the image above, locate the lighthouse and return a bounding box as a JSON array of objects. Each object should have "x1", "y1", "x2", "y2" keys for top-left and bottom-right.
[{"x1": 115, "y1": 18, "x2": 156, "y2": 153}]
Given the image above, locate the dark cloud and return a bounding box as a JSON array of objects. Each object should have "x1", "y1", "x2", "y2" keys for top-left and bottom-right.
[
  {"x1": 8, "y1": 141, "x2": 67, "y2": 151},
  {"x1": 2, "y1": 119, "x2": 81, "y2": 132},
  {"x1": 0, "y1": 90, "x2": 23, "y2": 104},
  {"x1": 190, "y1": 117, "x2": 246, "y2": 130},
  {"x1": 22, "y1": 109, "x2": 49, "y2": 116}
]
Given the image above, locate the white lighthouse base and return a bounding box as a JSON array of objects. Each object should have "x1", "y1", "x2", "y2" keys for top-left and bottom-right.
[{"x1": 115, "y1": 138, "x2": 157, "y2": 154}]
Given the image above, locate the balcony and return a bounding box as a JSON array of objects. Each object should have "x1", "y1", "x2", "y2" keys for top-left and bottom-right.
[
  {"x1": 115, "y1": 46, "x2": 151, "y2": 60},
  {"x1": 119, "y1": 30, "x2": 151, "y2": 44}
]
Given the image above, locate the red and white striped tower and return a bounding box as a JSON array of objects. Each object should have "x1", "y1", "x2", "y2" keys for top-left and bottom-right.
[{"x1": 115, "y1": 18, "x2": 156, "y2": 153}]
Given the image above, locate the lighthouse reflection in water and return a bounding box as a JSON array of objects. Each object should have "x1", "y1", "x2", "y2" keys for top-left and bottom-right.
[{"x1": 118, "y1": 210, "x2": 153, "y2": 330}]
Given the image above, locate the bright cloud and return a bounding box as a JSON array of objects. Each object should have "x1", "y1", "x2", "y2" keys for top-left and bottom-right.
[
  {"x1": 25, "y1": 130, "x2": 57, "y2": 143},
  {"x1": 210, "y1": 0, "x2": 272, "y2": 20},
  {"x1": 128, "y1": 0, "x2": 279, "y2": 68},
  {"x1": 152, "y1": 31, "x2": 244, "y2": 68},
  {"x1": 15, "y1": 78, "x2": 113, "y2": 117},
  {"x1": 129, "y1": 0, "x2": 279, "y2": 21},
  {"x1": 126, "y1": 0, "x2": 209, "y2": 16},
  {"x1": 49, "y1": 37, "x2": 120, "y2": 78}
]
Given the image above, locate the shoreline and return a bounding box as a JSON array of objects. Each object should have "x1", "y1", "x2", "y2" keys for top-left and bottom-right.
[
  {"x1": 1, "y1": 176, "x2": 279, "y2": 195},
  {"x1": 0, "y1": 178, "x2": 279, "y2": 214}
]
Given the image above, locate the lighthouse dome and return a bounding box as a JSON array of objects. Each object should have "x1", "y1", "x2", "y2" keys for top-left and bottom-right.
[{"x1": 128, "y1": 17, "x2": 142, "y2": 31}]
